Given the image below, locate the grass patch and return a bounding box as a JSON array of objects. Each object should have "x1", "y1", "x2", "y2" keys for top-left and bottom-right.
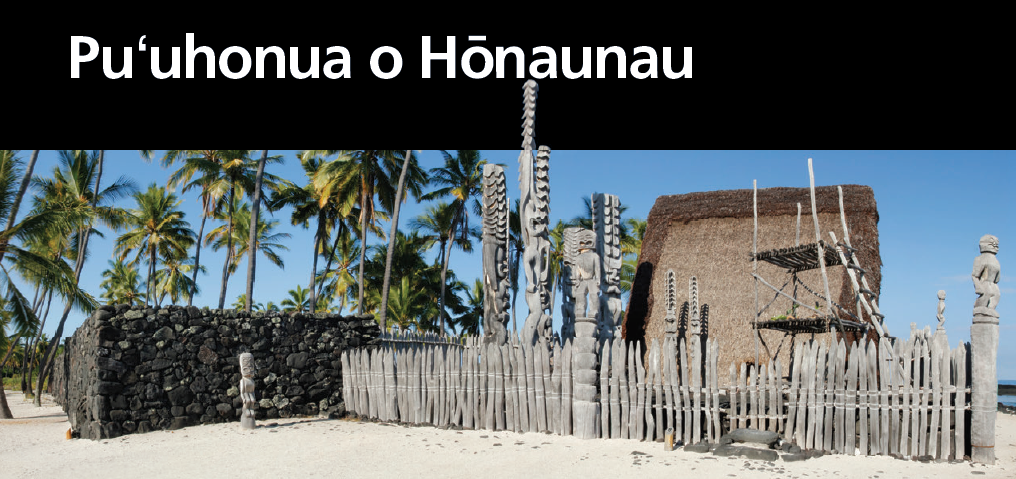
[{"x1": 2, "y1": 373, "x2": 46, "y2": 392}]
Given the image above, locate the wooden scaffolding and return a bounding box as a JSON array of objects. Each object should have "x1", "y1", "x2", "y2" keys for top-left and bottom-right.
[{"x1": 750, "y1": 159, "x2": 890, "y2": 365}]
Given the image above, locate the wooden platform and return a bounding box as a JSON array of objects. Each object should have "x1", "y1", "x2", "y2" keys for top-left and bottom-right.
[{"x1": 752, "y1": 241, "x2": 843, "y2": 273}]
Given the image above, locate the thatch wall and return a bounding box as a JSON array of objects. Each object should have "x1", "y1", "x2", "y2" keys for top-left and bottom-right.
[{"x1": 623, "y1": 185, "x2": 881, "y2": 383}]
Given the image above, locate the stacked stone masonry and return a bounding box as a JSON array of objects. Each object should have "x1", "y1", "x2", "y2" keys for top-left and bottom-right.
[{"x1": 49, "y1": 304, "x2": 380, "y2": 440}]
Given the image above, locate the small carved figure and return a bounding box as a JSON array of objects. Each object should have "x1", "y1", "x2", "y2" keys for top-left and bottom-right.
[
  {"x1": 972, "y1": 234, "x2": 1001, "y2": 316},
  {"x1": 239, "y1": 353, "x2": 256, "y2": 430},
  {"x1": 936, "y1": 290, "x2": 946, "y2": 331},
  {"x1": 571, "y1": 229, "x2": 601, "y2": 320},
  {"x1": 689, "y1": 276, "x2": 701, "y2": 336},
  {"x1": 664, "y1": 270, "x2": 678, "y2": 338}
]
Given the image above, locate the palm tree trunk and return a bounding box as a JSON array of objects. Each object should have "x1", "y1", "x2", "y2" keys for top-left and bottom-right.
[
  {"x1": 309, "y1": 210, "x2": 325, "y2": 312},
  {"x1": 438, "y1": 203, "x2": 463, "y2": 335},
  {"x1": 316, "y1": 221, "x2": 344, "y2": 301},
  {"x1": 149, "y1": 248, "x2": 158, "y2": 308},
  {"x1": 0, "y1": 383, "x2": 13, "y2": 418},
  {"x1": 379, "y1": 150, "x2": 412, "y2": 332},
  {"x1": 218, "y1": 185, "x2": 235, "y2": 310},
  {"x1": 35, "y1": 150, "x2": 103, "y2": 406},
  {"x1": 188, "y1": 195, "x2": 210, "y2": 307},
  {"x1": 244, "y1": 150, "x2": 267, "y2": 312},
  {"x1": 357, "y1": 188, "x2": 367, "y2": 315}
]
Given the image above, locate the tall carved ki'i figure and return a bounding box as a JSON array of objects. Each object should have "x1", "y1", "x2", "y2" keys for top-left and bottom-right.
[
  {"x1": 593, "y1": 193, "x2": 622, "y2": 341},
  {"x1": 971, "y1": 234, "x2": 1001, "y2": 464},
  {"x1": 567, "y1": 227, "x2": 601, "y2": 439},
  {"x1": 519, "y1": 79, "x2": 553, "y2": 346},
  {"x1": 482, "y1": 164, "x2": 511, "y2": 345},
  {"x1": 239, "y1": 353, "x2": 256, "y2": 430}
]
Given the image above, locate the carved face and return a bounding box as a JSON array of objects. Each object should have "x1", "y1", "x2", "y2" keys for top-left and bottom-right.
[
  {"x1": 980, "y1": 234, "x2": 999, "y2": 254},
  {"x1": 239, "y1": 353, "x2": 255, "y2": 378},
  {"x1": 578, "y1": 231, "x2": 596, "y2": 251}
]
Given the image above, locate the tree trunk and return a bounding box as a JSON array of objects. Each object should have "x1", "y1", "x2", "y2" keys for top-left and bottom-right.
[
  {"x1": 379, "y1": 150, "x2": 412, "y2": 332},
  {"x1": 244, "y1": 150, "x2": 267, "y2": 312},
  {"x1": 218, "y1": 185, "x2": 235, "y2": 310},
  {"x1": 0, "y1": 383, "x2": 13, "y2": 419},
  {"x1": 149, "y1": 247, "x2": 158, "y2": 308},
  {"x1": 188, "y1": 195, "x2": 209, "y2": 307},
  {"x1": 309, "y1": 210, "x2": 325, "y2": 312},
  {"x1": 317, "y1": 221, "x2": 344, "y2": 301},
  {"x1": 357, "y1": 188, "x2": 367, "y2": 315},
  {"x1": 437, "y1": 202, "x2": 463, "y2": 335},
  {"x1": 35, "y1": 150, "x2": 103, "y2": 406}
]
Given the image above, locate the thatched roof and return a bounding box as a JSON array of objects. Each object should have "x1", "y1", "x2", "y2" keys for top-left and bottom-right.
[{"x1": 623, "y1": 185, "x2": 881, "y2": 379}]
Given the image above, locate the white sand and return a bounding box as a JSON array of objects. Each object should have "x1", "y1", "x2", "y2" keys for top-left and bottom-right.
[{"x1": 1, "y1": 390, "x2": 1013, "y2": 479}]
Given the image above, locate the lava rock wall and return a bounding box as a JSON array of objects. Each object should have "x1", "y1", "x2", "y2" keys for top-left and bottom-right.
[{"x1": 49, "y1": 304, "x2": 380, "y2": 439}]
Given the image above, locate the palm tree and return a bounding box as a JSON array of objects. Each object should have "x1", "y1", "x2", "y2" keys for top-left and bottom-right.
[
  {"x1": 233, "y1": 293, "x2": 263, "y2": 311},
  {"x1": 169, "y1": 150, "x2": 284, "y2": 310},
  {"x1": 33, "y1": 150, "x2": 132, "y2": 406},
  {"x1": 305, "y1": 150, "x2": 426, "y2": 315},
  {"x1": 163, "y1": 150, "x2": 225, "y2": 306},
  {"x1": 270, "y1": 154, "x2": 357, "y2": 312},
  {"x1": 281, "y1": 285, "x2": 312, "y2": 313},
  {"x1": 114, "y1": 184, "x2": 196, "y2": 307},
  {"x1": 315, "y1": 227, "x2": 359, "y2": 316},
  {"x1": 379, "y1": 150, "x2": 418, "y2": 331},
  {"x1": 205, "y1": 200, "x2": 289, "y2": 296},
  {"x1": 0, "y1": 150, "x2": 39, "y2": 266},
  {"x1": 153, "y1": 254, "x2": 203, "y2": 306},
  {"x1": 455, "y1": 278, "x2": 484, "y2": 336},
  {"x1": 244, "y1": 150, "x2": 269, "y2": 312},
  {"x1": 99, "y1": 259, "x2": 146, "y2": 306},
  {"x1": 421, "y1": 150, "x2": 487, "y2": 333},
  {"x1": 619, "y1": 217, "x2": 646, "y2": 302},
  {"x1": 1, "y1": 151, "x2": 98, "y2": 415}
]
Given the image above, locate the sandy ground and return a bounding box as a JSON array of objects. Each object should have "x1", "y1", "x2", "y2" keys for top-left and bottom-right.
[{"x1": 1, "y1": 390, "x2": 1014, "y2": 479}]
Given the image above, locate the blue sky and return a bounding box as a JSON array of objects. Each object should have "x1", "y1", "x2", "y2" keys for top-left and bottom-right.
[{"x1": 12, "y1": 150, "x2": 1015, "y2": 379}]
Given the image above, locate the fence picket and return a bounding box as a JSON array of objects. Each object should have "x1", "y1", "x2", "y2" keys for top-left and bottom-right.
[
  {"x1": 900, "y1": 338, "x2": 912, "y2": 456},
  {"x1": 786, "y1": 341, "x2": 801, "y2": 445},
  {"x1": 712, "y1": 339, "x2": 722, "y2": 442},
  {"x1": 866, "y1": 339, "x2": 879, "y2": 455},
  {"x1": 834, "y1": 340, "x2": 846, "y2": 453},
  {"x1": 683, "y1": 339, "x2": 694, "y2": 443},
  {"x1": 918, "y1": 339, "x2": 929, "y2": 456},
  {"x1": 619, "y1": 340, "x2": 630, "y2": 439},
  {"x1": 650, "y1": 339, "x2": 662, "y2": 442},
  {"x1": 562, "y1": 339, "x2": 573, "y2": 437},
  {"x1": 940, "y1": 340, "x2": 951, "y2": 461},
  {"x1": 611, "y1": 338, "x2": 622, "y2": 439},
  {"x1": 636, "y1": 341, "x2": 647, "y2": 441},
  {"x1": 955, "y1": 342, "x2": 966, "y2": 461},
  {"x1": 602, "y1": 339, "x2": 612, "y2": 439}
]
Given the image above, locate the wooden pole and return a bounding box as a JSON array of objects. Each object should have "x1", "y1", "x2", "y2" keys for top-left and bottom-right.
[
  {"x1": 807, "y1": 159, "x2": 835, "y2": 324},
  {"x1": 753, "y1": 179, "x2": 760, "y2": 367},
  {"x1": 796, "y1": 203, "x2": 802, "y2": 246}
]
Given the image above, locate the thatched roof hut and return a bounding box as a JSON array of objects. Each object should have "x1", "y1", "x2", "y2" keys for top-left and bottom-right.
[{"x1": 622, "y1": 185, "x2": 881, "y2": 380}]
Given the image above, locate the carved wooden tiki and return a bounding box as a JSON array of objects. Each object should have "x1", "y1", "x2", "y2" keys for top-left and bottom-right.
[
  {"x1": 482, "y1": 164, "x2": 511, "y2": 345},
  {"x1": 519, "y1": 79, "x2": 553, "y2": 346},
  {"x1": 593, "y1": 193, "x2": 622, "y2": 341},
  {"x1": 239, "y1": 353, "x2": 256, "y2": 430},
  {"x1": 563, "y1": 227, "x2": 601, "y2": 439}
]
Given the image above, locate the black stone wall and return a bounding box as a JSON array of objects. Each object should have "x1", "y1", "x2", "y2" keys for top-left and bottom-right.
[{"x1": 50, "y1": 304, "x2": 380, "y2": 439}]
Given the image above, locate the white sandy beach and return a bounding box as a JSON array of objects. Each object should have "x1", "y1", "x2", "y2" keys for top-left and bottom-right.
[{"x1": 1, "y1": 390, "x2": 1013, "y2": 479}]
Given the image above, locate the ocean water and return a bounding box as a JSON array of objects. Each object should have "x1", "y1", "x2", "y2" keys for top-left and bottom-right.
[{"x1": 1001, "y1": 379, "x2": 1016, "y2": 407}]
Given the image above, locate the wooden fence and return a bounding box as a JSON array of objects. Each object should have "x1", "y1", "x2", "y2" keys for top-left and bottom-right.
[{"x1": 342, "y1": 332, "x2": 972, "y2": 460}]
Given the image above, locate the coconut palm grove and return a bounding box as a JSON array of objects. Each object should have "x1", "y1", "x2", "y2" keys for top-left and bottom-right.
[{"x1": 0, "y1": 149, "x2": 646, "y2": 417}]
